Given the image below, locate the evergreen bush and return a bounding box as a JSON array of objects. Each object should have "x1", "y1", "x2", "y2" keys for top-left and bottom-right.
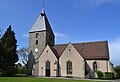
[
  {"x1": 18, "y1": 68, "x2": 27, "y2": 74},
  {"x1": 105, "y1": 72, "x2": 114, "y2": 79},
  {"x1": 96, "y1": 71, "x2": 103, "y2": 79}
]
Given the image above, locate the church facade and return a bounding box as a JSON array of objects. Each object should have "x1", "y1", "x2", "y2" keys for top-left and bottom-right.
[{"x1": 28, "y1": 7, "x2": 113, "y2": 78}]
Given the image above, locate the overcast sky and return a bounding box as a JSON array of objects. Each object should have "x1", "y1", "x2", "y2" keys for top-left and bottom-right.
[{"x1": 0, "y1": 0, "x2": 120, "y2": 66}]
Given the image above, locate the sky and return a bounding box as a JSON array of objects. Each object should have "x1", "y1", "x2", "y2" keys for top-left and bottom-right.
[{"x1": 0, "y1": 0, "x2": 120, "y2": 66}]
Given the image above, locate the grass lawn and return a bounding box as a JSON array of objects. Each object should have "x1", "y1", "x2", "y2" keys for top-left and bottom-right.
[{"x1": 0, "y1": 77, "x2": 106, "y2": 82}]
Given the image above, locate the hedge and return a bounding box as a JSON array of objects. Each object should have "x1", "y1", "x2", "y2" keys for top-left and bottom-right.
[{"x1": 105, "y1": 72, "x2": 114, "y2": 79}]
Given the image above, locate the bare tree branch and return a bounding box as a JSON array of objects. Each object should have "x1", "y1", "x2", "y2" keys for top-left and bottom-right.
[{"x1": 17, "y1": 47, "x2": 28, "y2": 67}]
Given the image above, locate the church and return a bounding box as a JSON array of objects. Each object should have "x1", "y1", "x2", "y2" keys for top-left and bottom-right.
[{"x1": 28, "y1": 7, "x2": 113, "y2": 78}]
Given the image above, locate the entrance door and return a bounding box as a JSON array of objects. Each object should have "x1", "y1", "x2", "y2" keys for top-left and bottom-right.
[
  {"x1": 46, "y1": 69, "x2": 50, "y2": 77},
  {"x1": 45, "y1": 60, "x2": 50, "y2": 77}
]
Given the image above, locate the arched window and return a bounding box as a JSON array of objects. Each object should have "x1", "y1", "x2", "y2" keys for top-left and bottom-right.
[
  {"x1": 93, "y1": 61, "x2": 97, "y2": 72},
  {"x1": 46, "y1": 60, "x2": 50, "y2": 69},
  {"x1": 36, "y1": 40, "x2": 38, "y2": 45},
  {"x1": 66, "y1": 60, "x2": 72, "y2": 74},
  {"x1": 45, "y1": 60, "x2": 51, "y2": 77},
  {"x1": 36, "y1": 33, "x2": 39, "y2": 38}
]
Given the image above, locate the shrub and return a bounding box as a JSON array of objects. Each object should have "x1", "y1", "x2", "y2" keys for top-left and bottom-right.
[
  {"x1": 3, "y1": 66, "x2": 17, "y2": 76},
  {"x1": 114, "y1": 65, "x2": 120, "y2": 78},
  {"x1": 18, "y1": 68, "x2": 27, "y2": 74},
  {"x1": 0, "y1": 69, "x2": 2, "y2": 74},
  {"x1": 96, "y1": 71, "x2": 103, "y2": 79},
  {"x1": 105, "y1": 72, "x2": 114, "y2": 79}
]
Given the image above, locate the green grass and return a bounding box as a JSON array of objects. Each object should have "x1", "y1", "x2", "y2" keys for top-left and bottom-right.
[{"x1": 0, "y1": 77, "x2": 105, "y2": 82}]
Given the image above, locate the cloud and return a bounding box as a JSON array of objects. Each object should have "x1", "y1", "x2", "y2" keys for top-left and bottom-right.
[
  {"x1": 82, "y1": 0, "x2": 112, "y2": 6},
  {"x1": 109, "y1": 38, "x2": 120, "y2": 66},
  {"x1": 55, "y1": 32, "x2": 66, "y2": 38},
  {"x1": 94, "y1": 0, "x2": 113, "y2": 3},
  {"x1": 81, "y1": 0, "x2": 115, "y2": 5},
  {"x1": 22, "y1": 33, "x2": 29, "y2": 38},
  {"x1": 54, "y1": 32, "x2": 70, "y2": 44},
  {"x1": 72, "y1": 0, "x2": 119, "y2": 9}
]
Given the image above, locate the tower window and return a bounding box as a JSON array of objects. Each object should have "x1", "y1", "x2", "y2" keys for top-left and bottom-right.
[
  {"x1": 36, "y1": 40, "x2": 38, "y2": 45},
  {"x1": 51, "y1": 36, "x2": 52, "y2": 41},
  {"x1": 49, "y1": 35, "x2": 51, "y2": 40},
  {"x1": 36, "y1": 33, "x2": 39, "y2": 38}
]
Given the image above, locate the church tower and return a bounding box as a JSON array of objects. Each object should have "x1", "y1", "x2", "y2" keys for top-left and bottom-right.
[{"x1": 28, "y1": 7, "x2": 55, "y2": 75}]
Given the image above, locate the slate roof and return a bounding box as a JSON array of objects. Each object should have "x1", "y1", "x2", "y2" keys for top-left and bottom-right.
[
  {"x1": 29, "y1": 8, "x2": 46, "y2": 32},
  {"x1": 53, "y1": 41, "x2": 109, "y2": 60},
  {"x1": 29, "y1": 7, "x2": 54, "y2": 36}
]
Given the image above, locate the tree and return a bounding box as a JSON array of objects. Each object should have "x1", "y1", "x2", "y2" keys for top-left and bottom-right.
[
  {"x1": 0, "y1": 25, "x2": 18, "y2": 75},
  {"x1": 0, "y1": 28, "x2": 3, "y2": 69},
  {"x1": 17, "y1": 47, "x2": 28, "y2": 68},
  {"x1": 0, "y1": 41, "x2": 6, "y2": 69},
  {"x1": 17, "y1": 48, "x2": 28, "y2": 75},
  {"x1": 0, "y1": 27, "x2": 2, "y2": 37},
  {"x1": 114, "y1": 65, "x2": 120, "y2": 78}
]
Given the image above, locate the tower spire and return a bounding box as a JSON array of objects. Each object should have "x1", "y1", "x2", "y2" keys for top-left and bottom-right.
[
  {"x1": 41, "y1": 2, "x2": 45, "y2": 14},
  {"x1": 43, "y1": 2, "x2": 45, "y2": 9}
]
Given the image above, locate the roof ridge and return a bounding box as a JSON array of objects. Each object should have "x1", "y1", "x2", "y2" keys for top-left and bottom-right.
[
  {"x1": 72, "y1": 40, "x2": 108, "y2": 44},
  {"x1": 54, "y1": 43, "x2": 68, "y2": 46},
  {"x1": 55, "y1": 40, "x2": 107, "y2": 46}
]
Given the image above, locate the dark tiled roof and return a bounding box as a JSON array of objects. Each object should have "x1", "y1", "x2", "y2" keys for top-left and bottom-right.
[
  {"x1": 53, "y1": 44, "x2": 68, "y2": 58},
  {"x1": 52, "y1": 41, "x2": 109, "y2": 60},
  {"x1": 73, "y1": 41, "x2": 109, "y2": 60}
]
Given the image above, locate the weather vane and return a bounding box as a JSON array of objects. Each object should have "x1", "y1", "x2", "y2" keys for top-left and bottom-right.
[{"x1": 42, "y1": 0, "x2": 45, "y2": 8}]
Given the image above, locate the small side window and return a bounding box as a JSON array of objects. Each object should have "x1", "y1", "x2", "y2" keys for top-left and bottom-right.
[{"x1": 69, "y1": 49, "x2": 71, "y2": 51}]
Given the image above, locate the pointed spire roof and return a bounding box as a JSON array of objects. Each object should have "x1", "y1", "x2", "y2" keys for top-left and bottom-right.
[
  {"x1": 29, "y1": 7, "x2": 54, "y2": 35},
  {"x1": 41, "y1": 5, "x2": 45, "y2": 14}
]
